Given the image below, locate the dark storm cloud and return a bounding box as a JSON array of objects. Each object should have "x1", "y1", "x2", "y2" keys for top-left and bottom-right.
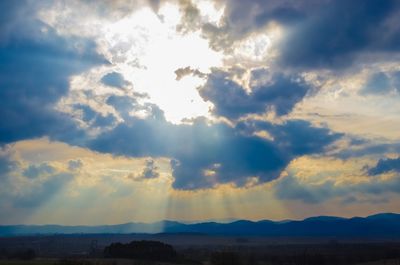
[
  {"x1": 202, "y1": 0, "x2": 400, "y2": 69},
  {"x1": 101, "y1": 72, "x2": 127, "y2": 89},
  {"x1": 0, "y1": 1, "x2": 106, "y2": 145},
  {"x1": 199, "y1": 69, "x2": 311, "y2": 119},
  {"x1": 88, "y1": 116, "x2": 168, "y2": 158},
  {"x1": 278, "y1": 0, "x2": 400, "y2": 69},
  {"x1": 237, "y1": 119, "x2": 343, "y2": 156},
  {"x1": 170, "y1": 122, "x2": 288, "y2": 189},
  {"x1": 89, "y1": 108, "x2": 341, "y2": 189},
  {"x1": 222, "y1": 0, "x2": 308, "y2": 35},
  {"x1": 170, "y1": 118, "x2": 340, "y2": 189},
  {"x1": 368, "y1": 157, "x2": 400, "y2": 176}
]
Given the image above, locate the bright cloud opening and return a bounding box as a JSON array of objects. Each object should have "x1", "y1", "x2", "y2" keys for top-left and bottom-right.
[{"x1": 102, "y1": 4, "x2": 223, "y2": 123}]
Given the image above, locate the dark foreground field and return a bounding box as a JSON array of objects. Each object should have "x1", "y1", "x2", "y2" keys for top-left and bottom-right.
[{"x1": 1, "y1": 234, "x2": 400, "y2": 265}]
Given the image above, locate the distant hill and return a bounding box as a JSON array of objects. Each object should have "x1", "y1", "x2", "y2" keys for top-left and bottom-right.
[{"x1": 1, "y1": 213, "x2": 400, "y2": 237}]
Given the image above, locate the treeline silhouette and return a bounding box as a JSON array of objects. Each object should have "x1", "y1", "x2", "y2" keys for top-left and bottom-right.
[{"x1": 104, "y1": 240, "x2": 177, "y2": 261}]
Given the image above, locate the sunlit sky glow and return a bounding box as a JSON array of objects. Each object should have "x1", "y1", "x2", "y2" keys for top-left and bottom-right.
[{"x1": 1, "y1": 0, "x2": 400, "y2": 225}]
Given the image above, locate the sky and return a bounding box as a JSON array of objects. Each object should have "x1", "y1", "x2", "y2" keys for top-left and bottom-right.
[{"x1": 0, "y1": 0, "x2": 400, "y2": 225}]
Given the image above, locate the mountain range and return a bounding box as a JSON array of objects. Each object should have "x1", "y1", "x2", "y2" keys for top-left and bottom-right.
[{"x1": 1, "y1": 213, "x2": 400, "y2": 237}]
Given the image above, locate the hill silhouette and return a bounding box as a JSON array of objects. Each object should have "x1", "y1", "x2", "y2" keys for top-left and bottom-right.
[{"x1": 1, "y1": 213, "x2": 400, "y2": 237}]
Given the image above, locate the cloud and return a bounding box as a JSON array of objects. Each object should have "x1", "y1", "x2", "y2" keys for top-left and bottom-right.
[
  {"x1": 0, "y1": 153, "x2": 74, "y2": 211},
  {"x1": 74, "y1": 104, "x2": 98, "y2": 122},
  {"x1": 199, "y1": 0, "x2": 400, "y2": 69},
  {"x1": 368, "y1": 157, "x2": 400, "y2": 175},
  {"x1": 393, "y1": 71, "x2": 400, "y2": 93},
  {"x1": 174, "y1": 66, "x2": 206, "y2": 81},
  {"x1": 88, "y1": 108, "x2": 341, "y2": 189},
  {"x1": 335, "y1": 141, "x2": 400, "y2": 160},
  {"x1": 2, "y1": 0, "x2": 396, "y2": 202},
  {"x1": 340, "y1": 195, "x2": 389, "y2": 205},
  {"x1": 105, "y1": 94, "x2": 164, "y2": 122},
  {"x1": 200, "y1": 0, "x2": 309, "y2": 51},
  {"x1": 274, "y1": 175, "x2": 335, "y2": 204},
  {"x1": 106, "y1": 95, "x2": 137, "y2": 117},
  {"x1": 360, "y1": 71, "x2": 400, "y2": 95},
  {"x1": 238, "y1": 119, "x2": 343, "y2": 156},
  {"x1": 12, "y1": 172, "x2": 74, "y2": 208},
  {"x1": 0, "y1": 156, "x2": 18, "y2": 180},
  {"x1": 140, "y1": 159, "x2": 160, "y2": 179},
  {"x1": 199, "y1": 69, "x2": 312, "y2": 119},
  {"x1": 74, "y1": 104, "x2": 117, "y2": 128},
  {"x1": 129, "y1": 159, "x2": 160, "y2": 181},
  {"x1": 222, "y1": 0, "x2": 308, "y2": 33},
  {"x1": 272, "y1": 154, "x2": 400, "y2": 205},
  {"x1": 93, "y1": 114, "x2": 117, "y2": 128},
  {"x1": 23, "y1": 163, "x2": 55, "y2": 179},
  {"x1": 278, "y1": 0, "x2": 400, "y2": 69},
  {"x1": 360, "y1": 72, "x2": 391, "y2": 95},
  {"x1": 274, "y1": 173, "x2": 400, "y2": 205},
  {"x1": 0, "y1": 1, "x2": 106, "y2": 145},
  {"x1": 68, "y1": 159, "x2": 83, "y2": 171},
  {"x1": 176, "y1": 0, "x2": 201, "y2": 33},
  {"x1": 101, "y1": 72, "x2": 127, "y2": 89}
]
